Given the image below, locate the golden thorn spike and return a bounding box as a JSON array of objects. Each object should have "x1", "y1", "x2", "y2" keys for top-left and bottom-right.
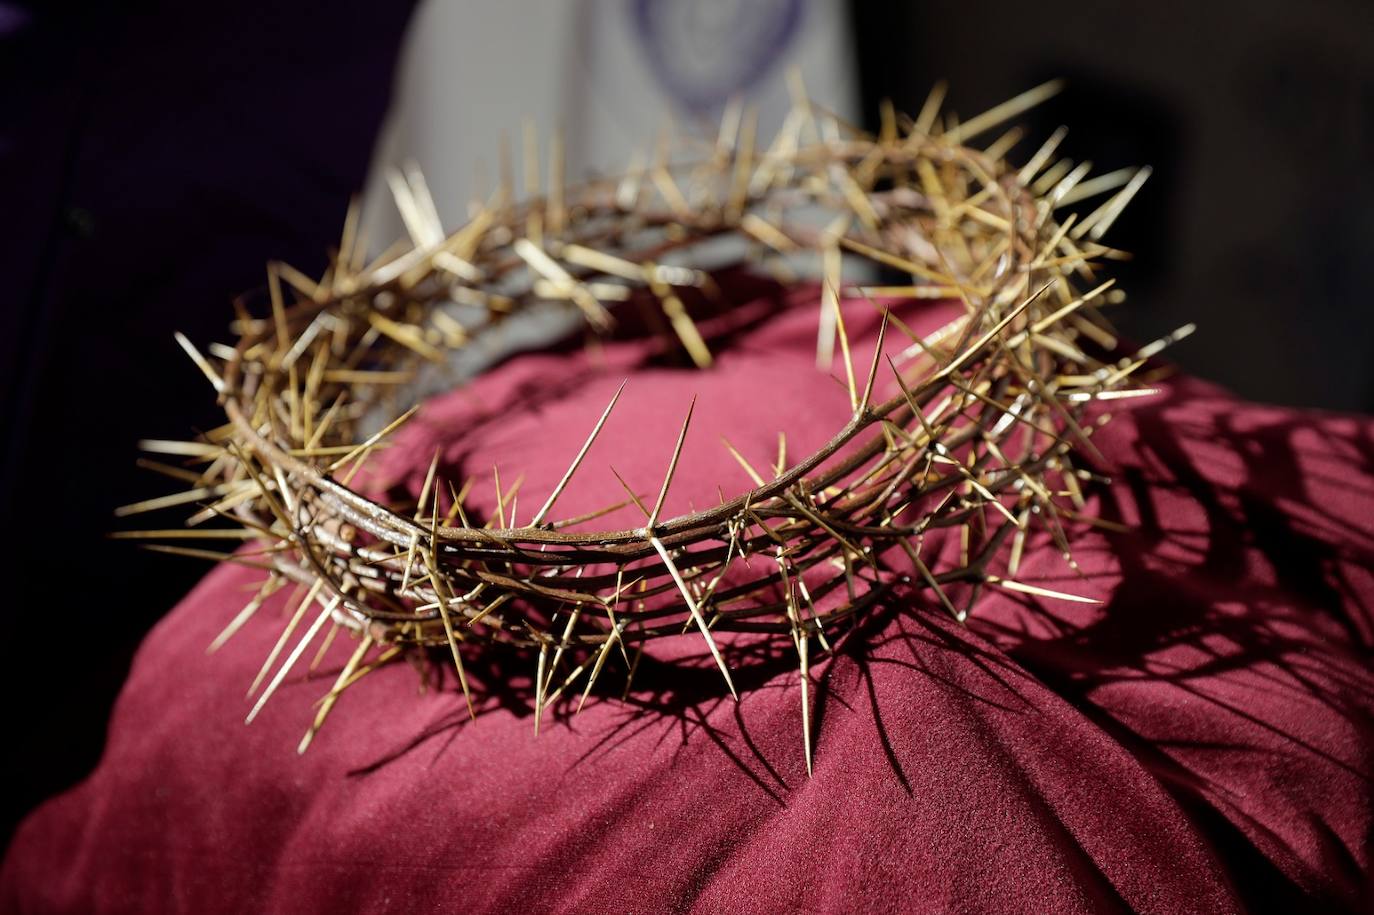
[
  {"x1": 246, "y1": 596, "x2": 340, "y2": 724},
  {"x1": 531, "y1": 381, "x2": 626, "y2": 528},
  {"x1": 174, "y1": 332, "x2": 225, "y2": 393},
  {"x1": 298, "y1": 634, "x2": 373, "y2": 754},
  {"x1": 651, "y1": 535, "x2": 736, "y2": 699},
  {"x1": 648, "y1": 396, "x2": 696, "y2": 530},
  {"x1": 945, "y1": 79, "x2": 1065, "y2": 144}
]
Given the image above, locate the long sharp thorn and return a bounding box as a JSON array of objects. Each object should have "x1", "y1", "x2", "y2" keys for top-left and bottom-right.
[
  {"x1": 651, "y1": 535, "x2": 736, "y2": 699},
  {"x1": 721, "y1": 437, "x2": 766, "y2": 486},
  {"x1": 828, "y1": 280, "x2": 858, "y2": 410},
  {"x1": 326, "y1": 404, "x2": 420, "y2": 473},
  {"x1": 856, "y1": 309, "x2": 889, "y2": 416},
  {"x1": 534, "y1": 639, "x2": 549, "y2": 736},
  {"x1": 547, "y1": 603, "x2": 583, "y2": 695},
  {"x1": 609, "y1": 466, "x2": 650, "y2": 519},
  {"x1": 606, "y1": 567, "x2": 632, "y2": 666},
  {"x1": 532, "y1": 380, "x2": 626, "y2": 526},
  {"x1": 578, "y1": 627, "x2": 622, "y2": 714},
  {"x1": 208, "y1": 575, "x2": 284, "y2": 653},
  {"x1": 934, "y1": 281, "x2": 1053, "y2": 382},
  {"x1": 945, "y1": 79, "x2": 1065, "y2": 144},
  {"x1": 174, "y1": 332, "x2": 225, "y2": 393},
  {"x1": 415, "y1": 448, "x2": 441, "y2": 519},
  {"x1": 298, "y1": 634, "x2": 373, "y2": 754},
  {"x1": 913, "y1": 80, "x2": 947, "y2": 136},
  {"x1": 247, "y1": 596, "x2": 339, "y2": 724},
  {"x1": 429, "y1": 487, "x2": 476, "y2": 721},
  {"x1": 248, "y1": 579, "x2": 322, "y2": 696},
  {"x1": 648, "y1": 396, "x2": 696, "y2": 529},
  {"x1": 986, "y1": 575, "x2": 1101, "y2": 604},
  {"x1": 902, "y1": 540, "x2": 963, "y2": 622},
  {"x1": 492, "y1": 465, "x2": 506, "y2": 528}
]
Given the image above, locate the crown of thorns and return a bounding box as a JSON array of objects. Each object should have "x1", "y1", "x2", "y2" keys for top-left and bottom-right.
[{"x1": 125, "y1": 81, "x2": 1184, "y2": 769}]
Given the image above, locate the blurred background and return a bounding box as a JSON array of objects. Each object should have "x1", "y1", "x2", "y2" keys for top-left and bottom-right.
[{"x1": 2, "y1": 0, "x2": 1371, "y2": 846}]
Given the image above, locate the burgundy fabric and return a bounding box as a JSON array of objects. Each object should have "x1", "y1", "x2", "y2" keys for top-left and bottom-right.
[{"x1": 4, "y1": 286, "x2": 1372, "y2": 913}]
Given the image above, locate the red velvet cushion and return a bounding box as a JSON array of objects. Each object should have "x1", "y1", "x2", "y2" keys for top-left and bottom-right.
[{"x1": 4, "y1": 285, "x2": 1372, "y2": 913}]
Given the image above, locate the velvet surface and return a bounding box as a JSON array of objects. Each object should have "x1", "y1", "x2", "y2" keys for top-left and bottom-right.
[{"x1": 4, "y1": 287, "x2": 1371, "y2": 913}]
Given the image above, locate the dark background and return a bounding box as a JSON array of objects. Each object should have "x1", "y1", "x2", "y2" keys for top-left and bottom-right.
[
  {"x1": 849, "y1": 0, "x2": 1374, "y2": 412},
  {"x1": 2, "y1": 0, "x2": 1371, "y2": 848}
]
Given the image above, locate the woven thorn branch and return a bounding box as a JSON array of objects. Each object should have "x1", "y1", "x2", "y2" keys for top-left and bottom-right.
[{"x1": 121, "y1": 79, "x2": 1191, "y2": 773}]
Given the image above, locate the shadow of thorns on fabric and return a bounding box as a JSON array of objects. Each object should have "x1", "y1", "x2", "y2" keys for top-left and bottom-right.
[
  {"x1": 342, "y1": 332, "x2": 1374, "y2": 907},
  {"x1": 981, "y1": 393, "x2": 1374, "y2": 912},
  {"x1": 344, "y1": 594, "x2": 1041, "y2": 808}
]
